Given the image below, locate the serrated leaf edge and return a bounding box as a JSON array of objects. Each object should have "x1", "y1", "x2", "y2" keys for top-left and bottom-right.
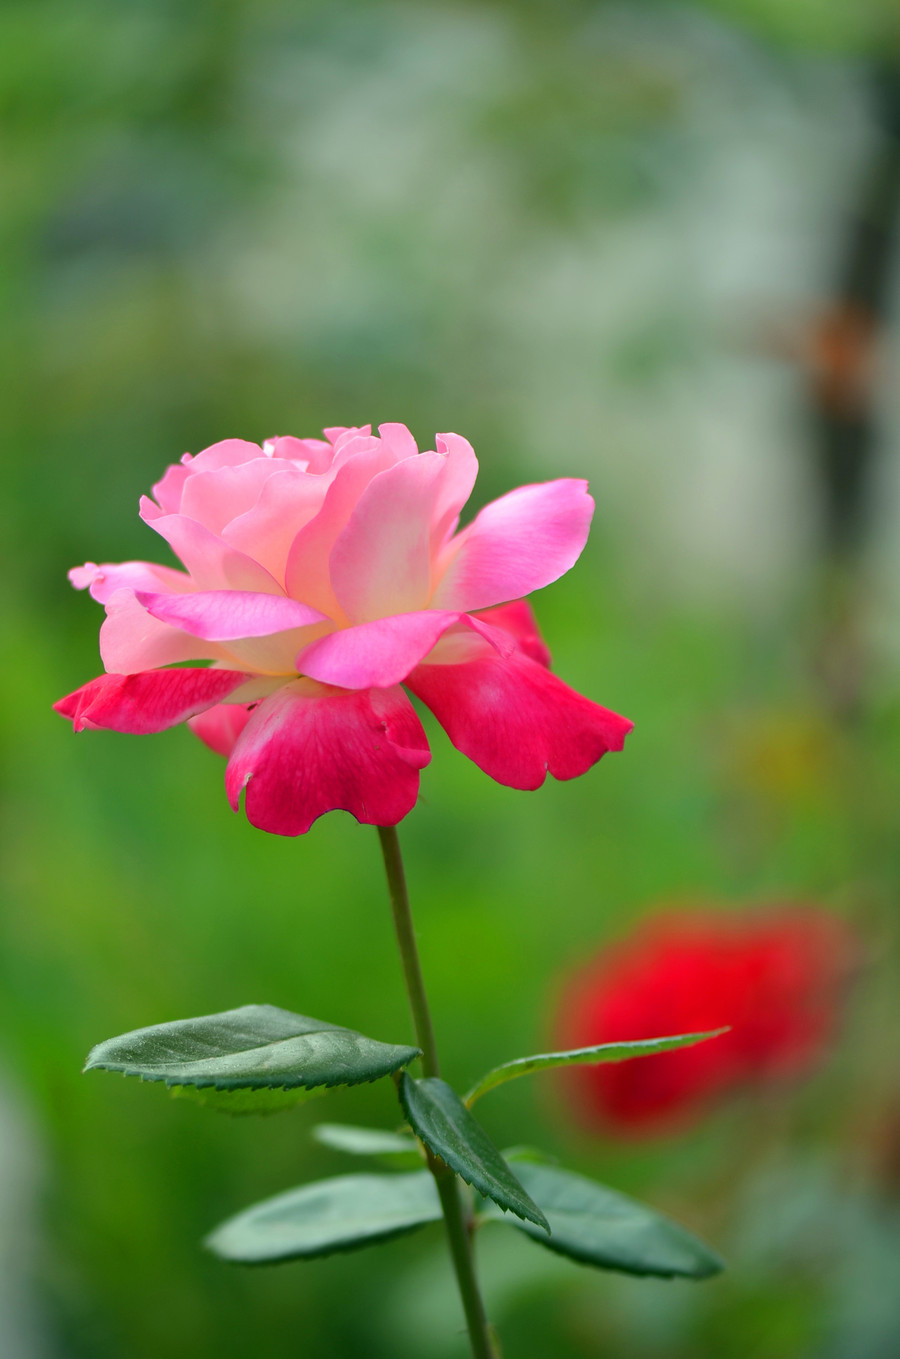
[
  {"x1": 84, "y1": 1059, "x2": 421, "y2": 1093},
  {"x1": 398, "y1": 1074, "x2": 550, "y2": 1235},
  {"x1": 83, "y1": 1017, "x2": 422, "y2": 1092}
]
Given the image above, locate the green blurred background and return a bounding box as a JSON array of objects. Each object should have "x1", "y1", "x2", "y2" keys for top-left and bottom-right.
[{"x1": 4, "y1": 1, "x2": 900, "y2": 1355}]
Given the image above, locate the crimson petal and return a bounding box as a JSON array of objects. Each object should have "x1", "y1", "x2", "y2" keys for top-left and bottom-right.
[
  {"x1": 225, "y1": 681, "x2": 431, "y2": 835},
  {"x1": 187, "y1": 703, "x2": 254, "y2": 758},
  {"x1": 407, "y1": 650, "x2": 632, "y2": 790},
  {"x1": 54, "y1": 668, "x2": 253, "y2": 734},
  {"x1": 471, "y1": 600, "x2": 552, "y2": 668}
]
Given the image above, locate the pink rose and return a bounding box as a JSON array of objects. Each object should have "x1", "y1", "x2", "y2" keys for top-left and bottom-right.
[{"x1": 55, "y1": 424, "x2": 632, "y2": 833}]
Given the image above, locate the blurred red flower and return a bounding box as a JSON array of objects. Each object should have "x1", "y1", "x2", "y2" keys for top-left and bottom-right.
[{"x1": 555, "y1": 905, "x2": 856, "y2": 1135}]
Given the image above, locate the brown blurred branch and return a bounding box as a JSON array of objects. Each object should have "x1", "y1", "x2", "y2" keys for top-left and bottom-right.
[{"x1": 809, "y1": 67, "x2": 900, "y2": 559}]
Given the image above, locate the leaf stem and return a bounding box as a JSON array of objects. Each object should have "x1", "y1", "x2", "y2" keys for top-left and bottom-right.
[{"x1": 376, "y1": 825, "x2": 496, "y2": 1359}]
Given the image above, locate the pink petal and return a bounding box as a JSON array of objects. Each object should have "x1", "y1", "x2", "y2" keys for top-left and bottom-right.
[
  {"x1": 430, "y1": 479, "x2": 594, "y2": 613},
  {"x1": 221, "y1": 465, "x2": 329, "y2": 584},
  {"x1": 406, "y1": 649, "x2": 632, "y2": 790},
  {"x1": 148, "y1": 441, "x2": 267, "y2": 515},
  {"x1": 297, "y1": 610, "x2": 462, "y2": 689},
  {"x1": 152, "y1": 463, "x2": 192, "y2": 514},
  {"x1": 225, "y1": 680, "x2": 430, "y2": 835},
  {"x1": 187, "y1": 703, "x2": 253, "y2": 757},
  {"x1": 136, "y1": 590, "x2": 327, "y2": 642},
  {"x1": 329, "y1": 432, "x2": 394, "y2": 476},
  {"x1": 218, "y1": 623, "x2": 335, "y2": 678},
  {"x1": 68, "y1": 560, "x2": 192, "y2": 605},
  {"x1": 265, "y1": 435, "x2": 331, "y2": 471},
  {"x1": 471, "y1": 600, "x2": 552, "y2": 668},
  {"x1": 431, "y1": 433, "x2": 479, "y2": 546},
  {"x1": 329, "y1": 452, "x2": 446, "y2": 622},
  {"x1": 54, "y1": 667, "x2": 253, "y2": 735},
  {"x1": 377, "y1": 422, "x2": 418, "y2": 460},
  {"x1": 383, "y1": 613, "x2": 514, "y2": 670},
  {"x1": 283, "y1": 439, "x2": 399, "y2": 617},
  {"x1": 179, "y1": 459, "x2": 282, "y2": 535},
  {"x1": 327, "y1": 426, "x2": 372, "y2": 455},
  {"x1": 99, "y1": 589, "x2": 229, "y2": 673},
  {"x1": 183, "y1": 438, "x2": 264, "y2": 472},
  {"x1": 140, "y1": 502, "x2": 282, "y2": 593}
]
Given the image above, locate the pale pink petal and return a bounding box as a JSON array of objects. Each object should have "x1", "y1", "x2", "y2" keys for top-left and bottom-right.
[
  {"x1": 221, "y1": 465, "x2": 329, "y2": 584},
  {"x1": 221, "y1": 622, "x2": 335, "y2": 677},
  {"x1": 136, "y1": 590, "x2": 327, "y2": 642},
  {"x1": 179, "y1": 459, "x2": 281, "y2": 535},
  {"x1": 54, "y1": 667, "x2": 253, "y2": 735},
  {"x1": 183, "y1": 438, "x2": 264, "y2": 472},
  {"x1": 140, "y1": 501, "x2": 282, "y2": 593},
  {"x1": 99, "y1": 589, "x2": 229, "y2": 673},
  {"x1": 460, "y1": 613, "x2": 520, "y2": 656},
  {"x1": 265, "y1": 435, "x2": 332, "y2": 472},
  {"x1": 283, "y1": 441, "x2": 400, "y2": 617},
  {"x1": 412, "y1": 625, "x2": 494, "y2": 668},
  {"x1": 219, "y1": 673, "x2": 292, "y2": 704},
  {"x1": 68, "y1": 560, "x2": 193, "y2": 605},
  {"x1": 151, "y1": 463, "x2": 192, "y2": 514},
  {"x1": 471, "y1": 600, "x2": 552, "y2": 668},
  {"x1": 149, "y1": 442, "x2": 263, "y2": 512},
  {"x1": 297, "y1": 610, "x2": 462, "y2": 689},
  {"x1": 398, "y1": 613, "x2": 515, "y2": 668},
  {"x1": 69, "y1": 563, "x2": 99, "y2": 590},
  {"x1": 297, "y1": 611, "x2": 518, "y2": 687},
  {"x1": 329, "y1": 453, "x2": 446, "y2": 622},
  {"x1": 430, "y1": 479, "x2": 594, "y2": 613},
  {"x1": 406, "y1": 649, "x2": 632, "y2": 789},
  {"x1": 329, "y1": 433, "x2": 389, "y2": 476},
  {"x1": 327, "y1": 425, "x2": 372, "y2": 456},
  {"x1": 377, "y1": 422, "x2": 418, "y2": 460},
  {"x1": 225, "y1": 680, "x2": 430, "y2": 835},
  {"x1": 431, "y1": 433, "x2": 479, "y2": 546},
  {"x1": 187, "y1": 703, "x2": 253, "y2": 757}
]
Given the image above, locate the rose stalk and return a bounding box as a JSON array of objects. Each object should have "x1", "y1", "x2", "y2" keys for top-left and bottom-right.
[{"x1": 56, "y1": 425, "x2": 724, "y2": 1356}]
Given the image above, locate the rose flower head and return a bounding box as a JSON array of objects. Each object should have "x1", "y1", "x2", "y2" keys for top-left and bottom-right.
[
  {"x1": 555, "y1": 904, "x2": 856, "y2": 1136},
  {"x1": 56, "y1": 425, "x2": 632, "y2": 834}
]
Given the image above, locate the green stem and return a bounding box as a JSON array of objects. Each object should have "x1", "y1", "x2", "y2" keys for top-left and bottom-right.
[
  {"x1": 432, "y1": 1162, "x2": 496, "y2": 1359},
  {"x1": 376, "y1": 826, "x2": 496, "y2": 1359},
  {"x1": 377, "y1": 825, "x2": 440, "y2": 1078}
]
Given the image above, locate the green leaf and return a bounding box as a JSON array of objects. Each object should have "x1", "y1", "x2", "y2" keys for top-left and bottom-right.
[
  {"x1": 399, "y1": 1074, "x2": 549, "y2": 1234},
  {"x1": 206, "y1": 1171, "x2": 441, "y2": 1263},
  {"x1": 464, "y1": 1029, "x2": 729, "y2": 1106},
  {"x1": 84, "y1": 1004, "x2": 421, "y2": 1114},
  {"x1": 312, "y1": 1123, "x2": 423, "y2": 1167},
  {"x1": 481, "y1": 1162, "x2": 724, "y2": 1280}
]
